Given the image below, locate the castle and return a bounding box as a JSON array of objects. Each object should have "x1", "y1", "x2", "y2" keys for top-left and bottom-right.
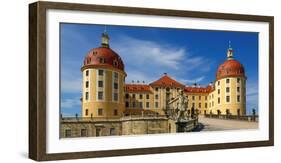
[{"x1": 60, "y1": 30, "x2": 246, "y2": 138}]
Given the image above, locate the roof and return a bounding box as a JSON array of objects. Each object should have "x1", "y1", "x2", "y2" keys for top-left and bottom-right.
[
  {"x1": 83, "y1": 47, "x2": 125, "y2": 71},
  {"x1": 184, "y1": 85, "x2": 214, "y2": 93},
  {"x1": 149, "y1": 74, "x2": 185, "y2": 88},
  {"x1": 216, "y1": 59, "x2": 245, "y2": 80},
  {"x1": 125, "y1": 84, "x2": 151, "y2": 92}
]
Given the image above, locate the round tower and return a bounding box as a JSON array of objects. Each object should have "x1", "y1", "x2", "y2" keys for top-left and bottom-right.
[
  {"x1": 81, "y1": 30, "x2": 126, "y2": 119},
  {"x1": 214, "y1": 45, "x2": 246, "y2": 116}
]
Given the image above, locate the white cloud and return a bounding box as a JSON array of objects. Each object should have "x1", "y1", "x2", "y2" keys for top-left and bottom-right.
[
  {"x1": 61, "y1": 97, "x2": 81, "y2": 109},
  {"x1": 178, "y1": 76, "x2": 206, "y2": 85},
  {"x1": 110, "y1": 35, "x2": 210, "y2": 86},
  {"x1": 61, "y1": 78, "x2": 82, "y2": 93},
  {"x1": 112, "y1": 36, "x2": 208, "y2": 71}
]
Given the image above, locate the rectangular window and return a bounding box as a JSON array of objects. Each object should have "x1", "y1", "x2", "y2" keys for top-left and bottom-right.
[
  {"x1": 205, "y1": 96, "x2": 207, "y2": 100},
  {"x1": 110, "y1": 128, "x2": 115, "y2": 136},
  {"x1": 146, "y1": 94, "x2": 150, "y2": 99},
  {"x1": 125, "y1": 102, "x2": 129, "y2": 108},
  {"x1": 212, "y1": 101, "x2": 214, "y2": 107},
  {"x1": 199, "y1": 103, "x2": 201, "y2": 108},
  {"x1": 205, "y1": 103, "x2": 208, "y2": 108},
  {"x1": 139, "y1": 94, "x2": 143, "y2": 99},
  {"x1": 114, "y1": 72, "x2": 118, "y2": 79},
  {"x1": 98, "y1": 69, "x2": 104, "y2": 76},
  {"x1": 218, "y1": 81, "x2": 220, "y2": 86},
  {"x1": 81, "y1": 129, "x2": 87, "y2": 137},
  {"x1": 96, "y1": 128, "x2": 101, "y2": 137},
  {"x1": 114, "y1": 93, "x2": 118, "y2": 101},
  {"x1": 155, "y1": 87, "x2": 159, "y2": 91},
  {"x1": 146, "y1": 102, "x2": 150, "y2": 108},
  {"x1": 85, "y1": 81, "x2": 89, "y2": 88},
  {"x1": 65, "y1": 129, "x2": 71, "y2": 138},
  {"x1": 125, "y1": 93, "x2": 129, "y2": 99},
  {"x1": 155, "y1": 94, "x2": 159, "y2": 99},
  {"x1": 85, "y1": 70, "x2": 89, "y2": 76},
  {"x1": 226, "y1": 96, "x2": 230, "y2": 102},
  {"x1": 98, "y1": 80, "x2": 103, "y2": 87},
  {"x1": 226, "y1": 78, "x2": 230, "y2": 83},
  {"x1": 85, "y1": 109, "x2": 88, "y2": 116},
  {"x1": 155, "y1": 102, "x2": 159, "y2": 108},
  {"x1": 192, "y1": 103, "x2": 195, "y2": 108},
  {"x1": 218, "y1": 97, "x2": 220, "y2": 104},
  {"x1": 237, "y1": 95, "x2": 241, "y2": 102},
  {"x1": 199, "y1": 96, "x2": 201, "y2": 100},
  {"x1": 192, "y1": 96, "x2": 195, "y2": 100},
  {"x1": 237, "y1": 87, "x2": 240, "y2": 93},
  {"x1": 114, "y1": 83, "x2": 118, "y2": 89},
  {"x1": 132, "y1": 94, "x2": 136, "y2": 99},
  {"x1": 212, "y1": 94, "x2": 214, "y2": 99},
  {"x1": 114, "y1": 109, "x2": 118, "y2": 116},
  {"x1": 98, "y1": 91, "x2": 103, "y2": 100},
  {"x1": 139, "y1": 102, "x2": 143, "y2": 108},
  {"x1": 132, "y1": 102, "x2": 136, "y2": 108},
  {"x1": 218, "y1": 89, "x2": 220, "y2": 94},
  {"x1": 226, "y1": 87, "x2": 230, "y2": 93},
  {"x1": 85, "y1": 92, "x2": 89, "y2": 100},
  {"x1": 237, "y1": 78, "x2": 240, "y2": 83},
  {"x1": 98, "y1": 108, "x2": 103, "y2": 116}
]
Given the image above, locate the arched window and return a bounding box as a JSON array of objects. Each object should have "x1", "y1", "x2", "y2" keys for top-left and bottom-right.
[{"x1": 85, "y1": 109, "x2": 88, "y2": 116}]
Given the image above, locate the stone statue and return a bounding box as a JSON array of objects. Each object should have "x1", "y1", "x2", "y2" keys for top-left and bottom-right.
[
  {"x1": 167, "y1": 89, "x2": 189, "y2": 121},
  {"x1": 176, "y1": 90, "x2": 188, "y2": 120}
]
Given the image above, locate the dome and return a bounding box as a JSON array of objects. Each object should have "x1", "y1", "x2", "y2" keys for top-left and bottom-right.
[
  {"x1": 82, "y1": 31, "x2": 125, "y2": 71},
  {"x1": 83, "y1": 47, "x2": 124, "y2": 71},
  {"x1": 216, "y1": 59, "x2": 245, "y2": 80}
]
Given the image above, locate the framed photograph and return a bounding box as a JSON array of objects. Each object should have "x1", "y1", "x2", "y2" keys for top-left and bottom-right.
[{"x1": 29, "y1": 1, "x2": 274, "y2": 161}]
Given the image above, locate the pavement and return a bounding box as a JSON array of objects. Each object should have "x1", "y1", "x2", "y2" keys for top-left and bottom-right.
[{"x1": 193, "y1": 115, "x2": 259, "y2": 132}]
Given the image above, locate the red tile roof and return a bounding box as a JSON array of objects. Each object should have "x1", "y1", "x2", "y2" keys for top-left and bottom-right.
[
  {"x1": 149, "y1": 74, "x2": 185, "y2": 88},
  {"x1": 184, "y1": 85, "x2": 214, "y2": 93},
  {"x1": 83, "y1": 47, "x2": 125, "y2": 71},
  {"x1": 216, "y1": 59, "x2": 245, "y2": 80},
  {"x1": 125, "y1": 84, "x2": 151, "y2": 92}
]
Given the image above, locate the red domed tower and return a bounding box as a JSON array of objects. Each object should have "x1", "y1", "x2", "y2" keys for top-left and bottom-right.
[
  {"x1": 81, "y1": 30, "x2": 126, "y2": 118},
  {"x1": 212, "y1": 44, "x2": 246, "y2": 116}
]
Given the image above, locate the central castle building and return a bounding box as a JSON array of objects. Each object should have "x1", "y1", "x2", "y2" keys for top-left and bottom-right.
[{"x1": 60, "y1": 30, "x2": 246, "y2": 138}]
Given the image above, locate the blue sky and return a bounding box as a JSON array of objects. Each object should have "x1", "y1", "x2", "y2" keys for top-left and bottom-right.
[{"x1": 60, "y1": 23, "x2": 259, "y2": 116}]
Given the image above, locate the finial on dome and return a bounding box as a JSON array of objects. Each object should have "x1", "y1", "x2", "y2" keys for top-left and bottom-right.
[
  {"x1": 101, "y1": 26, "x2": 110, "y2": 48},
  {"x1": 227, "y1": 40, "x2": 233, "y2": 60}
]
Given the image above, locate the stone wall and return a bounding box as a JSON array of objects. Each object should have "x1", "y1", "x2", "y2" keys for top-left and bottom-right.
[
  {"x1": 121, "y1": 116, "x2": 169, "y2": 135},
  {"x1": 60, "y1": 120, "x2": 122, "y2": 138},
  {"x1": 60, "y1": 116, "x2": 198, "y2": 138},
  {"x1": 60, "y1": 116, "x2": 171, "y2": 138}
]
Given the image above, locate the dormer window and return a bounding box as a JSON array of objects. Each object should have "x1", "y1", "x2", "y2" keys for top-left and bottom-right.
[
  {"x1": 113, "y1": 60, "x2": 118, "y2": 67},
  {"x1": 87, "y1": 58, "x2": 91, "y2": 64},
  {"x1": 99, "y1": 57, "x2": 105, "y2": 64}
]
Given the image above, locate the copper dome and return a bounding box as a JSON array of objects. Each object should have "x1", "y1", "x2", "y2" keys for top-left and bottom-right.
[
  {"x1": 83, "y1": 47, "x2": 125, "y2": 71},
  {"x1": 216, "y1": 59, "x2": 245, "y2": 80}
]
